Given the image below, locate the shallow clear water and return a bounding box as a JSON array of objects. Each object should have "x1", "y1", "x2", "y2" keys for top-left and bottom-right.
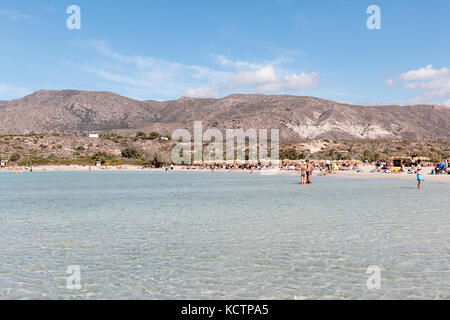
[{"x1": 0, "y1": 171, "x2": 449, "y2": 300}]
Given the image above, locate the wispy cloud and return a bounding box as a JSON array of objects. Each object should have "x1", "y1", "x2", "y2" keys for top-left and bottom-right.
[
  {"x1": 44, "y1": 5, "x2": 56, "y2": 12},
  {"x1": 0, "y1": 84, "x2": 32, "y2": 99},
  {"x1": 0, "y1": 10, "x2": 31, "y2": 21},
  {"x1": 182, "y1": 87, "x2": 219, "y2": 99},
  {"x1": 76, "y1": 41, "x2": 319, "y2": 100},
  {"x1": 388, "y1": 65, "x2": 450, "y2": 105},
  {"x1": 214, "y1": 55, "x2": 264, "y2": 70},
  {"x1": 80, "y1": 41, "x2": 229, "y2": 98},
  {"x1": 386, "y1": 78, "x2": 395, "y2": 86}
]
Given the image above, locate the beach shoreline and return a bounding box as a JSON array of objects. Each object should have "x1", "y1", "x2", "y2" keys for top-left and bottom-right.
[
  {"x1": 1, "y1": 164, "x2": 449, "y2": 184},
  {"x1": 319, "y1": 170, "x2": 450, "y2": 184}
]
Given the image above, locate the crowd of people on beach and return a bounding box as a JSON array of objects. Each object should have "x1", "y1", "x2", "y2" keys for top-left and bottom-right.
[
  {"x1": 175, "y1": 160, "x2": 362, "y2": 175},
  {"x1": 431, "y1": 159, "x2": 448, "y2": 175},
  {"x1": 168, "y1": 157, "x2": 450, "y2": 188},
  {"x1": 1, "y1": 156, "x2": 449, "y2": 189},
  {"x1": 169, "y1": 160, "x2": 362, "y2": 186}
]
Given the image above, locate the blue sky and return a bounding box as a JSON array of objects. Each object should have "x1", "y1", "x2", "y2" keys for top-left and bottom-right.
[{"x1": 0, "y1": 0, "x2": 449, "y2": 105}]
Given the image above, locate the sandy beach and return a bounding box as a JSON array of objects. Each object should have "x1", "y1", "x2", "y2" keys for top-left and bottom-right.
[
  {"x1": 2, "y1": 164, "x2": 449, "y2": 184},
  {"x1": 322, "y1": 168, "x2": 450, "y2": 184}
]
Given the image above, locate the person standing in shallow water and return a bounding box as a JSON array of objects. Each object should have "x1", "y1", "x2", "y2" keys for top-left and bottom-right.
[
  {"x1": 300, "y1": 163, "x2": 307, "y2": 185},
  {"x1": 416, "y1": 164, "x2": 424, "y2": 189},
  {"x1": 306, "y1": 160, "x2": 313, "y2": 184}
]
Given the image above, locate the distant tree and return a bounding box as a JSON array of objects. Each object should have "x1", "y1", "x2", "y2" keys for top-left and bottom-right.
[
  {"x1": 92, "y1": 152, "x2": 115, "y2": 164},
  {"x1": 149, "y1": 132, "x2": 160, "y2": 140},
  {"x1": 152, "y1": 156, "x2": 163, "y2": 168},
  {"x1": 121, "y1": 147, "x2": 141, "y2": 159},
  {"x1": 10, "y1": 153, "x2": 21, "y2": 162},
  {"x1": 362, "y1": 149, "x2": 380, "y2": 162},
  {"x1": 136, "y1": 131, "x2": 146, "y2": 139},
  {"x1": 280, "y1": 148, "x2": 299, "y2": 160}
]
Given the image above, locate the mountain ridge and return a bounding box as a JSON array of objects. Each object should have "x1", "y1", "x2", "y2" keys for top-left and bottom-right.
[{"x1": 0, "y1": 90, "x2": 448, "y2": 140}]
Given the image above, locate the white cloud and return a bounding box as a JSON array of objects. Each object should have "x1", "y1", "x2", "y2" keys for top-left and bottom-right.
[
  {"x1": 231, "y1": 65, "x2": 279, "y2": 87},
  {"x1": 444, "y1": 99, "x2": 450, "y2": 106},
  {"x1": 386, "y1": 78, "x2": 395, "y2": 86},
  {"x1": 400, "y1": 65, "x2": 449, "y2": 81},
  {"x1": 281, "y1": 72, "x2": 319, "y2": 90},
  {"x1": 182, "y1": 87, "x2": 218, "y2": 99},
  {"x1": 390, "y1": 65, "x2": 450, "y2": 105},
  {"x1": 230, "y1": 65, "x2": 318, "y2": 93}
]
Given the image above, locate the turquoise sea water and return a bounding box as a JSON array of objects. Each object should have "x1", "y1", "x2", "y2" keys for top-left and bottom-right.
[{"x1": 0, "y1": 171, "x2": 449, "y2": 299}]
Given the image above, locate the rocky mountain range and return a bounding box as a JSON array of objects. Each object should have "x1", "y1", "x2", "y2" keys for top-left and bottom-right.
[{"x1": 0, "y1": 90, "x2": 448, "y2": 140}]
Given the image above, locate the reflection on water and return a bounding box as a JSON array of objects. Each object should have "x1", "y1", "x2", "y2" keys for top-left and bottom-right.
[{"x1": 0, "y1": 171, "x2": 449, "y2": 299}]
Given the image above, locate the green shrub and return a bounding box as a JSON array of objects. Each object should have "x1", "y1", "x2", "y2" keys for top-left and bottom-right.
[
  {"x1": 10, "y1": 153, "x2": 21, "y2": 162},
  {"x1": 152, "y1": 156, "x2": 163, "y2": 168},
  {"x1": 280, "y1": 148, "x2": 300, "y2": 160},
  {"x1": 136, "y1": 131, "x2": 146, "y2": 139},
  {"x1": 362, "y1": 149, "x2": 380, "y2": 162},
  {"x1": 121, "y1": 147, "x2": 141, "y2": 159},
  {"x1": 149, "y1": 132, "x2": 160, "y2": 140},
  {"x1": 92, "y1": 152, "x2": 116, "y2": 164}
]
